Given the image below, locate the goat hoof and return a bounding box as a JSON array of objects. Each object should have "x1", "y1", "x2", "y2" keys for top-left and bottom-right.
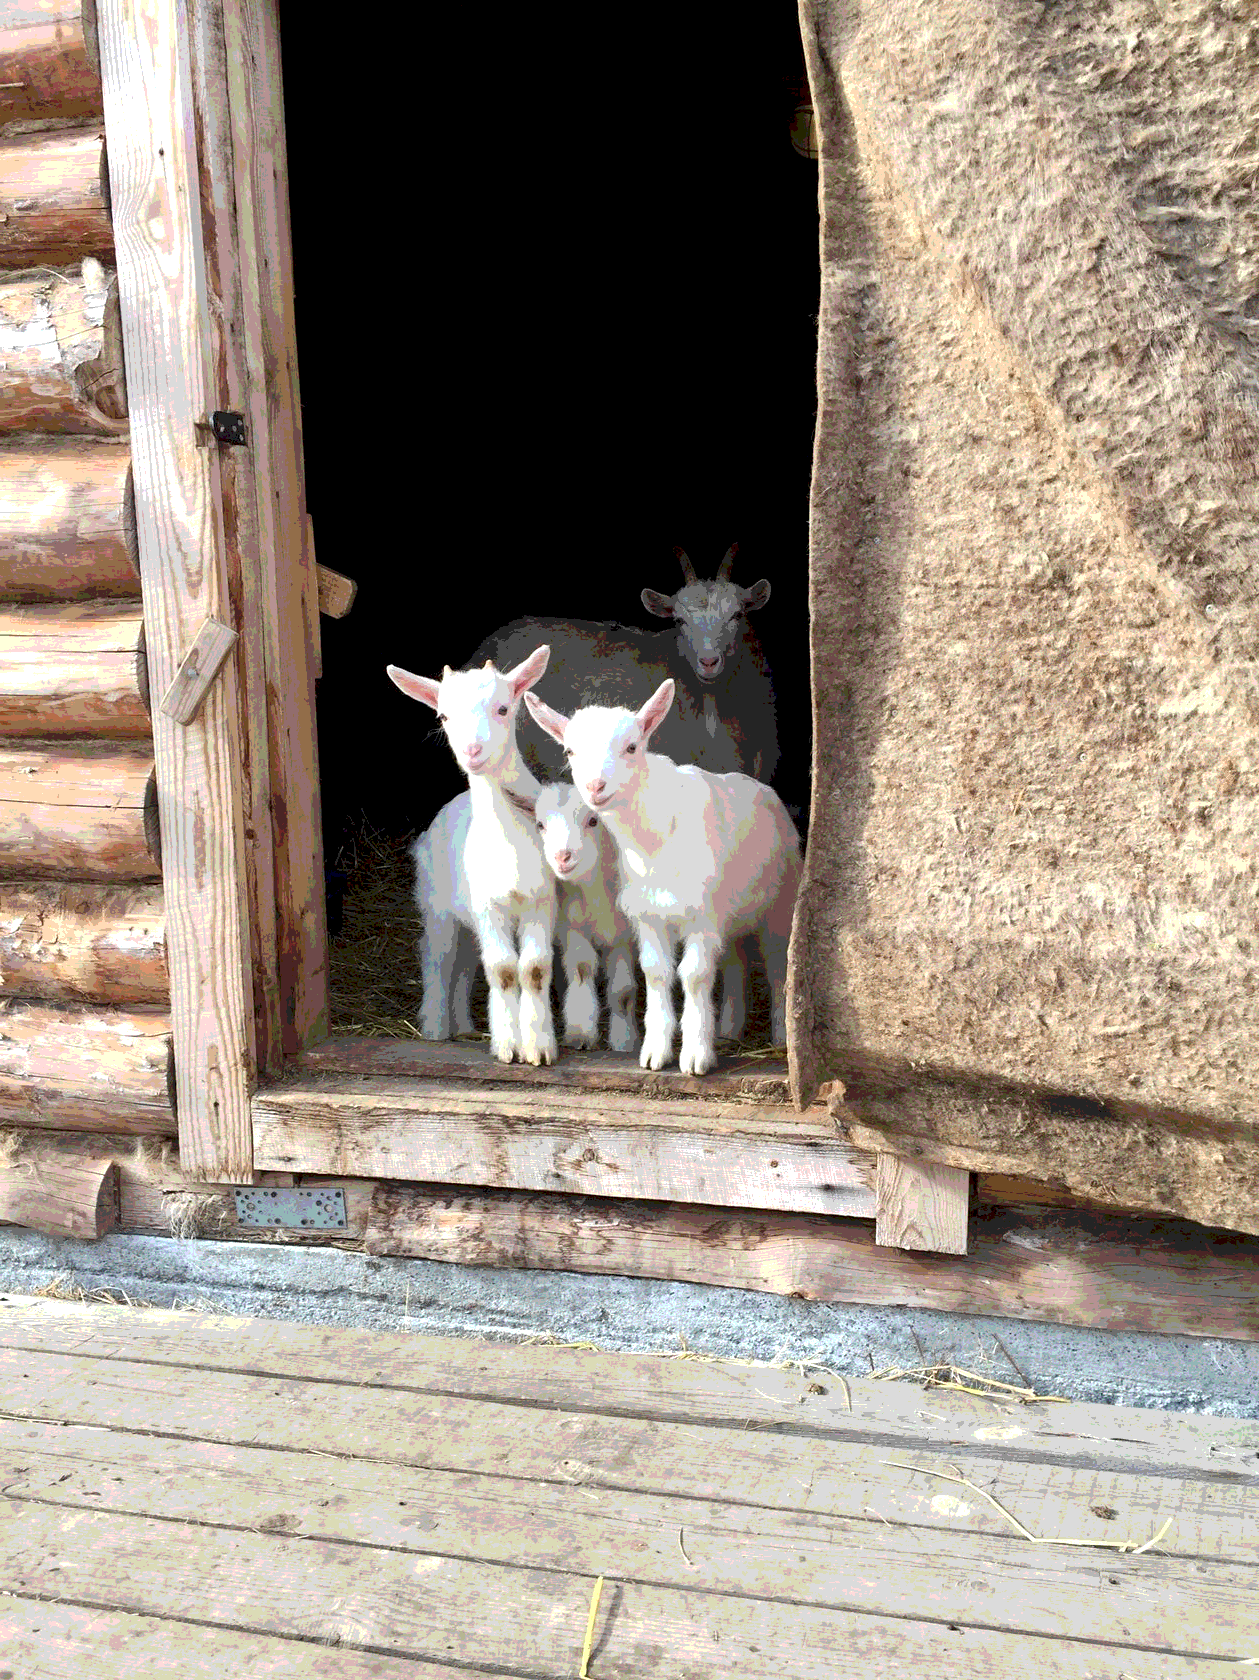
[
  {"x1": 523, "y1": 1035, "x2": 558, "y2": 1066},
  {"x1": 680, "y1": 1047, "x2": 716, "y2": 1076}
]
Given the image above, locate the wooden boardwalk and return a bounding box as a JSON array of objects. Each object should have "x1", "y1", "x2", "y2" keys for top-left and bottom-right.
[{"x1": 0, "y1": 1295, "x2": 1256, "y2": 1676}]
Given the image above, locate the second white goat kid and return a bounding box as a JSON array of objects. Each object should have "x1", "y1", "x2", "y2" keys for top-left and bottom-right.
[
  {"x1": 387, "y1": 647, "x2": 558, "y2": 1065},
  {"x1": 524, "y1": 679, "x2": 800, "y2": 1076},
  {"x1": 505, "y1": 784, "x2": 640, "y2": 1053}
]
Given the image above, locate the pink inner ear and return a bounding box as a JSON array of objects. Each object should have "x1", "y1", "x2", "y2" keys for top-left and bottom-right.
[{"x1": 387, "y1": 665, "x2": 441, "y2": 710}]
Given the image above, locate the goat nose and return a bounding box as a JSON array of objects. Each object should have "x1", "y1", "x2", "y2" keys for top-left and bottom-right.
[
  {"x1": 466, "y1": 743, "x2": 483, "y2": 760},
  {"x1": 586, "y1": 779, "x2": 606, "y2": 796},
  {"x1": 557, "y1": 850, "x2": 572, "y2": 866}
]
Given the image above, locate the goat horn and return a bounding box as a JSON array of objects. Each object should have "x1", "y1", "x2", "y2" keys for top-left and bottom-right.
[
  {"x1": 442, "y1": 664, "x2": 453, "y2": 679},
  {"x1": 673, "y1": 545, "x2": 697, "y2": 584},
  {"x1": 483, "y1": 659, "x2": 494, "y2": 670},
  {"x1": 716, "y1": 542, "x2": 739, "y2": 581}
]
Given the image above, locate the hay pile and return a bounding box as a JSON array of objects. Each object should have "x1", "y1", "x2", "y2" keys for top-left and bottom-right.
[{"x1": 328, "y1": 814, "x2": 775, "y2": 1048}]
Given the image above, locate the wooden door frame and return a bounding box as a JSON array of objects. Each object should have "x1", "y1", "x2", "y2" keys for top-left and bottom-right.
[{"x1": 97, "y1": 0, "x2": 326, "y2": 1184}]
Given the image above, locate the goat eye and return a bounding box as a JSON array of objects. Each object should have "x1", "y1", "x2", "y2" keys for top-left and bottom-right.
[
  {"x1": 437, "y1": 713, "x2": 447, "y2": 723},
  {"x1": 587, "y1": 816, "x2": 598, "y2": 828},
  {"x1": 626, "y1": 743, "x2": 637, "y2": 755},
  {"x1": 563, "y1": 747, "x2": 573, "y2": 758},
  {"x1": 536, "y1": 821, "x2": 543, "y2": 830},
  {"x1": 496, "y1": 704, "x2": 509, "y2": 717}
]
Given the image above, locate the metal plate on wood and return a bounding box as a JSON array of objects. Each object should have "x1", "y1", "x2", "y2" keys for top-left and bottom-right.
[{"x1": 233, "y1": 1186, "x2": 347, "y2": 1230}]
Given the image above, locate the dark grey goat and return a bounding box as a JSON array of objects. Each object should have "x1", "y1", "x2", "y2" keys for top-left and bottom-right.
[{"x1": 467, "y1": 545, "x2": 779, "y2": 785}]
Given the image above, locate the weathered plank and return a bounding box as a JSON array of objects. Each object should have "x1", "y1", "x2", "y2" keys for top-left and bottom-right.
[
  {"x1": 0, "y1": 600, "x2": 149, "y2": 736},
  {"x1": 0, "y1": 1596, "x2": 450, "y2": 1680},
  {"x1": 0, "y1": 124, "x2": 111, "y2": 269},
  {"x1": 4, "y1": 1420, "x2": 1255, "y2": 1659},
  {"x1": 0, "y1": 1140, "x2": 116, "y2": 1235},
  {"x1": 2, "y1": 1345, "x2": 1256, "y2": 1565},
  {"x1": 0, "y1": 1001, "x2": 172, "y2": 1131},
  {"x1": 0, "y1": 740, "x2": 158, "y2": 878},
  {"x1": 0, "y1": 264, "x2": 126, "y2": 434},
  {"x1": 0, "y1": 882, "x2": 165, "y2": 1005},
  {"x1": 3, "y1": 1296, "x2": 1256, "y2": 1480},
  {"x1": 181, "y1": 0, "x2": 280, "y2": 1077},
  {"x1": 299, "y1": 1032, "x2": 792, "y2": 1103},
  {"x1": 837, "y1": 1077, "x2": 1259, "y2": 1238},
  {"x1": 98, "y1": 0, "x2": 257, "y2": 1178},
  {"x1": 0, "y1": 1498, "x2": 1231, "y2": 1676},
  {"x1": 220, "y1": 0, "x2": 326, "y2": 1055},
  {"x1": 253, "y1": 1075, "x2": 877, "y2": 1217},
  {"x1": 0, "y1": 438, "x2": 138, "y2": 600},
  {"x1": 0, "y1": 1, "x2": 102, "y2": 129},
  {"x1": 875, "y1": 1151, "x2": 969, "y2": 1253}
]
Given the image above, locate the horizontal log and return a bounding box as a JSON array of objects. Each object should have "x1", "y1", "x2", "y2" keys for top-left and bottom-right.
[
  {"x1": 358, "y1": 1183, "x2": 1259, "y2": 1343},
  {"x1": 0, "y1": 438, "x2": 137, "y2": 599},
  {"x1": 253, "y1": 1075, "x2": 877, "y2": 1218},
  {"x1": 0, "y1": 881, "x2": 166, "y2": 1005},
  {"x1": 0, "y1": 1132, "x2": 117, "y2": 1236},
  {"x1": 0, "y1": 1, "x2": 101, "y2": 130},
  {"x1": 0, "y1": 125, "x2": 110, "y2": 269},
  {"x1": 834, "y1": 1075, "x2": 1259, "y2": 1238},
  {"x1": 0, "y1": 1000, "x2": 172, "y2": 1132},
  {"x1": 0, "y1": 263, "x2": 126, "y2": 435},
  {"x1": 0, "y1": 600, "x2": 149, "y2": 735},
  {"x1": 0, "y1": 740, "x2": 157, "y2": 878}
]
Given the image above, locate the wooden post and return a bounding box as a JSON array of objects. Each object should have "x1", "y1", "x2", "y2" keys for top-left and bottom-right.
[
  {"x1": 220, "y1": 0, "x2": 327, "y2": 1054},
  {"x1": 96, "y1": 0, "x2": 256, "y2": 1181},
  {"x1": 875, "y1": 1152, "x2": 970, "y2": 1255}
]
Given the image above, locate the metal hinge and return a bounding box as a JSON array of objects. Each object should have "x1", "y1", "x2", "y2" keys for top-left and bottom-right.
[
  {"x1": 211, "y1": 409, "x2": 248, "y2": 445},
  {"x1": 233, "y1": 1187, "x2": 347, "y2": 1230}
]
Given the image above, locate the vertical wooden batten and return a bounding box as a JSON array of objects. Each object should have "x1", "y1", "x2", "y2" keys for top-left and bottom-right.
[
  {"x1": 220, "y1": 0, "x2": 327, "y2": 1054},
  {"x1": 95, "y1": 0, "x2": 255, "y2": 1180}
]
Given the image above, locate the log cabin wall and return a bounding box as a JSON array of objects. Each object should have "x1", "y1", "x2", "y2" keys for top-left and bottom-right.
[{"x1": 0, "y1": 1, "x2": 176, "y2": 1244}]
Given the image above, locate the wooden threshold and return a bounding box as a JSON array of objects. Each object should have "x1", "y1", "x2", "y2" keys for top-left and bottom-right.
[{"x1": 252, "y1": 1064, "x2": 876, "y2": 1218}]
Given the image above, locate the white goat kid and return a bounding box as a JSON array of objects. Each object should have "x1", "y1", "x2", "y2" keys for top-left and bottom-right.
[
  {"x1": 525, "y1": 680, "x2": 800, "y2": 1076},
  {"x1": 506, "y1": 784, "x2": 640, "y2": 1053},
  {"x1": 387, "y1": 648, "x2": 558, "y2": 1065}
]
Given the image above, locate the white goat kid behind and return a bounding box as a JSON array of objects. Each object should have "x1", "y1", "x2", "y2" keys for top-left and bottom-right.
[
  {"x1": 524, "y1": 679, "x2": 800, "y2": 1076},
  {"x1": 506, "y1": 784, "x2": 640, "y2": 1053},
  {"x1": 387, "y1": 647, "x2": 558, "y2": 1065}
]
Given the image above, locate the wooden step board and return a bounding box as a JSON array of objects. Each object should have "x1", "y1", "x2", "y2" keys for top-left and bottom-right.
[{"x1": 258, "y1": 1041, "x2": 874, "y2": 1218}]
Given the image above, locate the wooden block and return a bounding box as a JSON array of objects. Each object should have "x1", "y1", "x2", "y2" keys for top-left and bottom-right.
[
  {"x1": 0, "y1": 1139, "x2": 118, "y2": 1237},
  {"x1": 0, "y1": 741, "x2": 159, "y2": 880},
  {"x1": 0, "y1": 126, "x2": 112, "y2": 271},
  {"x1": 99, "y1": 0, "x2": 258, "y2": 1179},
  {"x1": 0, "y1": 438, "x2": 139, "y2": 601},
  {"x1": 0, "y1": 2, "x2": 102, "y2": 129},
  {"x1": 0, "y1": 600, "x2": 149, "y2": 736},
  {"x1": 316, "y1": 561, "x2": 356, "y2": 619},
  {"x1": 253, "y1": 1075, "x2": 877, "y2": 1217},
  {"x1": 0, "y1": 1001, "x2": 173, "y2": 1133},
  {"x1": 0, "y1": 266, "x2": 127, "y2": 436},
  {"x1": 875, "y1": 1151, "x2": 969, "y2": 1253},
  {"x1": 158, "y1": 615, "x2": 237, "y2": 725},
  {"x1": 0, "y1": 882, "x2": 167, "y2": 1006}
]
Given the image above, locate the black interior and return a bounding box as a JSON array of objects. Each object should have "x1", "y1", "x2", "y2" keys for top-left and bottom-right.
[{"x1": 277, "y1": 7, "x2": 819, "y2": 871}]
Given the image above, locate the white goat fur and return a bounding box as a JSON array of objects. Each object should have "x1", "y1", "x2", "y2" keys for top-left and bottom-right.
[
  {"x1": 513, "y1": 784, "x2": 640, "y2": 1052},
  {"x1": 525, "y1": 680, "x2": 800, "y2": 1075},
  {"x1": 387, "y1": 650, "x2": 558, "y2": 1065}
]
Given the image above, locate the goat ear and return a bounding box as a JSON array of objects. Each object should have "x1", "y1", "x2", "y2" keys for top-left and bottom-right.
[
  {"x1": 387, "y1": 665, "x2": 441, "y2": 710},
  {"x1": 506, "y1": 644, "x2": 550, "y2": 697},
  {"x1": 741, "y1": 578, "x2": 771, "y2": 612},
  {"x1": 504, "y1": 788, "x2": 537, "y2": 819},
  {"x1": 641, "y1": 588, "x2": 674, "y2": 619},
  {"x1": 636, "y1": 678, "x2": 675, "y2": 741},
  {"x1": 524, "y1": 689, "x2": 569, "y2": 743}
]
